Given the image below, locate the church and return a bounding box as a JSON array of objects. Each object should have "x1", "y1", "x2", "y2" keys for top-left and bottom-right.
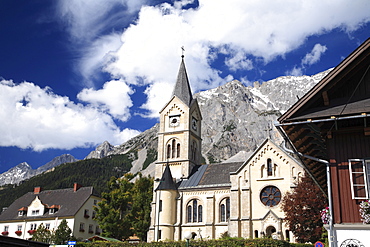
[{"x1": 147, "y1": 56, "x2": 305, "y2": 242}]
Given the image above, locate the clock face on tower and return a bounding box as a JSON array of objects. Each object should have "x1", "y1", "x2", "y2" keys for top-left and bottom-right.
[
  {"x1": 169, "y1": 115, "x2": 180, "y2": 127},
  {"x1": 192, "y1": 118, "x2": 197, "y2": 131}
]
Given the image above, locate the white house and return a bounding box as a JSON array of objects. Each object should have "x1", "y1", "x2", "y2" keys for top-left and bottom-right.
[{"x1": 0, "y1": 183, "x2": 101, "y2": 241}]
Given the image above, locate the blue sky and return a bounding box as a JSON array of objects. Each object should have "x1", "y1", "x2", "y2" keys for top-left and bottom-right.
[{"x1": 0, "y1": 0, "x2": 369, "y2": 174}]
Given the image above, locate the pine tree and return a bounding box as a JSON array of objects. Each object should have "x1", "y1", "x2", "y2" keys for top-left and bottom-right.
[
  {"x1": 281, "y1": 173, "x2": 327, "y2": 243},
  {"x1": 52, "y1": 219, "x2": 72, "y2": 244}
]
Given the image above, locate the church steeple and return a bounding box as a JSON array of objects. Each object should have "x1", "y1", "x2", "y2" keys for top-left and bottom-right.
[{"x1": 171, "y1": 56, "x2": 193, "y2": 106}]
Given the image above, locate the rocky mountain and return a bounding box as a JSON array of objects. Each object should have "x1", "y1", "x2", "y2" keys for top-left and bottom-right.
[
  {"x1": 0, "y1": 154, "x2": 77, "y2": 186},
  {"x1": 85, "y1": 69, "x2": 332, "y2": 176},
  {"x1": 0, "y1": 70, "x2": 332, "y2": 185}
]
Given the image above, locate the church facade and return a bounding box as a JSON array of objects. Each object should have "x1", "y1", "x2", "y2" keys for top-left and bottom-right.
[{"x1": 147, "y1": 57, "x2": 304, "y2": 242}]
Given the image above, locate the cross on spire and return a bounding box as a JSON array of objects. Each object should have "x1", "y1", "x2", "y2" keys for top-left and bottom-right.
[{"x1": 181, "y1": 46, "x2": 185, "y2": 58}]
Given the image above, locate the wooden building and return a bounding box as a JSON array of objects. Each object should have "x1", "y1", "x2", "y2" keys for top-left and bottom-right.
[{"x1": 277, "y1": 38, "x2": 370, "y2": 247}]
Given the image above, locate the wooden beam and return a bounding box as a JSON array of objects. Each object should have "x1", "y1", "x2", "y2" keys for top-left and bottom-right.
[{"x1": 322, "y1": 91, "x2": 329, "y2": 106}]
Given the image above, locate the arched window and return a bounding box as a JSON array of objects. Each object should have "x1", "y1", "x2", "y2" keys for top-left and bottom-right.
[
  {"x1": 167, "y1": 139, "x2": 181, "y2": 159},
  {"x1": 191, "y1": 141, "x2": 197, "y2": 161},
  {"x1": 220, "y1": 204, "x2": 225, "y2": 222},
  {"x1": 193, "y1": 200, "x2": 197, "y2": 221},
  {"x1": 267, "y1": 158, "x2": 273, "y2": 176},
  {"x1": 172, "y1": 139, "x2": 176, "y2": 158},
  {"x1": 220, "y1": 197, "x2": 230, "y2": 222},
  {"x1": 198, "y1": 205, "x2": 203, "y2": 222},
  {"x1": 187, "y1": 199, "x2": 202, "y2": 223},
  {"x1": 167, "y1": 144, "x2": 171, "y2": 159},
  {"x1": 177, "y1": 143, "x2": 180, "y2": 158},
  {"x1": 187, "y1": 205, "x2": 192, "y2": 223}
]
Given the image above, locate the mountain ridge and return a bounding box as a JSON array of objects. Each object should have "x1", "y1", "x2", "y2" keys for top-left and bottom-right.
[{"x1": 0, "y1": 69, "x2": 332, "y2": 185}]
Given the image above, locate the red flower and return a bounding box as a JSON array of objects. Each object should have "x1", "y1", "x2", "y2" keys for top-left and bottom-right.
[
  {"x1": 28, "y1": 230, "x2": 36, "y2": 235},
  {"x1": 15, "y1": 231, "x2": 22, "y2": 236},
  {"x1": 1, "y1": 231, "x2": 9, "y2": 236}
]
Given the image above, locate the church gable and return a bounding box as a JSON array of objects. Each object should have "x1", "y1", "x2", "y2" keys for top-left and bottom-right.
[{"x1": 233, "y1": 139, "x2": 302, "y2": 183}]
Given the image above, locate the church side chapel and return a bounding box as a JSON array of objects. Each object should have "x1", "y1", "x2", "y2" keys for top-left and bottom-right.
[{"x1": 147, "y1": 56, "x2": 305, "y2": 242}]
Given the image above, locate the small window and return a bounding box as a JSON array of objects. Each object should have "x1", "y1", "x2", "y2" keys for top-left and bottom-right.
[
  {"x1": 177, "y1": 143, "x2": 180, "y2": 158},
  {"x1": 84, "y1": 209, "x2": 89, "y2": 217},
  {"x1": 187, "y1": 205, "x2": 192, "y2": 223},
  {"x1": 30, "y1": 224, "x2": 37, "y2": 230},
  {"x1": 159, "y1": 200, "x2": 162, "y2": 212},
  {"x1": 49, "y1": 208, "x2": 55, "y2": 214},
  {"x1": 45, "y1": 223, "x2": 50, "y2": 230},
  {"x1": 18, "y1": 211, "x2": 24, "y2": 216},
  {"x1": 17, "y1": 225, "x2": 22, "y2": 231},
  {"x1": 79, "y1": 223, "x2": 85, "y2": 231},
  {"x1": 172, "y1": 139, "x2": 176, "y2": 158},
  {"x1": 198, "y1": 205, "x2": 203, "y2": 222},
  {"x1": 94, "y1": 200, "x2": 98, "y2": 205},
  {"x1": 220, "y1": 197, "x2": 230, "y2": 222},
  {"x1": 31, "y1": 210, "x2": 39, "y2": 215},
  {"x1": 167, "y1": 144, "x2": 171, "y2": 159},
  {"x1": 89, "y1": 224, "x2": 94, "y2": 233},
  {"x1": 4, "y1": 226, "x2": 9, "y2": 232},
  {"x1": 267, "y1": 159, "x2": 273, "y2": 176}
]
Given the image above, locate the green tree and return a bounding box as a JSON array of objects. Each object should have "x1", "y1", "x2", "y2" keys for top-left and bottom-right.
[
  {"x1": 281, "y1": 173, "x2": 327, "y2": 243},
  {"x1": 130, "y1": 174, "x2": 153, "y2": 241},
  {"x1": 52, "y1": 219, "x2": 72, "y2": 244},
  {"x1": 95, "y1": 174, "x2": 135, "y2": 240},
  {"x1": 32, "y1": 223, "x2": 53, "y2": 244}
]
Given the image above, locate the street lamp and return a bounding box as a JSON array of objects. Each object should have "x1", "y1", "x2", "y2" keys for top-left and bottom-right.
[{"x1": 184, "y1": 232, "x2": 193, "y2": 247}]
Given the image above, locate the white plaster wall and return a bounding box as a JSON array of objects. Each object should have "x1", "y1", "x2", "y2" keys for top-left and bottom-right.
[{"x1": 335, "y1": 228, "x2": 370, "y2": 247}]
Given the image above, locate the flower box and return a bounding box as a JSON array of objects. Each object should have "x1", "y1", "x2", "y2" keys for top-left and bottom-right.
[
  {"x1": 1, "y1": 231, "x2": 9, "y2": 236},
  {"x1": 15, "y1": 231, "x2": 22, "y2": 236},
  {"x1": 28, "y1": 230, "x2": 36, "y2": 235}
]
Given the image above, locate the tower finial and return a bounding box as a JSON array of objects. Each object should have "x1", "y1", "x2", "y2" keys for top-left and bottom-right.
[{"x1": 181, "y1": 46, "x2": 185, "y2": 58}]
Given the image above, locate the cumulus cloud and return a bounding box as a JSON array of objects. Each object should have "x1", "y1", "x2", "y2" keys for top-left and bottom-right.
[
  {"x1": 77, "y1": 80, "x2": 134, "y2": 121},
  {"x1": 302, "y1": 43, "x2": 328, "y2": 66},
  {"x1": 100, "y1": 0, "x2": 370, "y2": 116},
  {"x1": 55, "y1": 0, "x2": 370, "y2": 118},
  {"x1": 0, "y1": 79, "x2": 140, "y2": 151},
  {"x1": 286, "y1": 43, "x2": 328, "y2": 76}
]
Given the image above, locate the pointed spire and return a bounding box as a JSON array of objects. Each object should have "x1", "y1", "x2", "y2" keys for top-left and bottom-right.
[
  {"x1": 172, "y1": 56, "x2": 193, "y2": 106},
  {"x1": 155, "y1": 164, "x2": 178, "y2": 191}
]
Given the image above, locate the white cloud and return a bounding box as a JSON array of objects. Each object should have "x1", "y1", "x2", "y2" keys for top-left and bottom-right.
[
  {"x1": 100, "y1": 0, "x2": 370, "y2": 117},
  {"x1": 55, "y1": 0, "x2": 370, "y2": 118},
  {"x1": 0, "y1": 79, "x2": 140, "y2": 151},
  {"x1": 302, "y1": 43, "x2": 328, "y2": 66},
  {"x1": 77, "y1": 79, "x2": 134, "y2": 121},
  {"x1": 286, "y1": 66, "x2": 303, "y2": 77}
]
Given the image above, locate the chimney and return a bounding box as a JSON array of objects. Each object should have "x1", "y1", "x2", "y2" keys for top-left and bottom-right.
[
  {"x1": 34, "y1": 187, "x2": 42, "y2": 194},
  {"x1": 73, "y1": 183, "x2": 82, "y2": 192}
]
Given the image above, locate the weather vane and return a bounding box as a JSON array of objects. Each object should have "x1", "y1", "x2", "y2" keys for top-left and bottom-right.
[{"x1": 181, "y1": 46, "x2": 185, "y2": 57}]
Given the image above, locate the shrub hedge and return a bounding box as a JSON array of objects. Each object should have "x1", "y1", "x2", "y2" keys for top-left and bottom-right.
[{"x1": 77, "y1": 238, "x2": 313, "y2": 247}]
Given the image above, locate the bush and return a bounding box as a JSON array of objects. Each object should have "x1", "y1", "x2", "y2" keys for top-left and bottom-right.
[{"x1": 76, "y1": 238, "x2": 313, "y2": 247}]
